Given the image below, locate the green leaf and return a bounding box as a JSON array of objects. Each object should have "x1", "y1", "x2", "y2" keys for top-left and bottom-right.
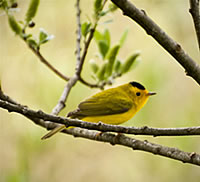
[
  {"x1": 81, "y1": 22, "x2": 91, "y2": 37},
  {"x1": 25, "y1": 0, "x2": 40, "y2": 23},
  {"x1": 39, "y1": 28, "x2": 54, "y2": 45},
  {"x1": 27, "y1": 38, "x2": 38, "y2": 50},
  {"x1": 94, "y1": 29, "x2": 110, "y2": 59},
  {"x1": 0, "y1": 0, "x2": 8, "y2": 10},
  {"x1": 97, "y1": 62, "x2": 107, "y2": 81},
  {"x1": 89, "y1": 59, "x2": 99, "y2": 73},
  {"x1": 108, "y1": 3, "x2": 118, "y2": 12},
  {"x1": 94, "y1": 0, "x2": 102, "y2": 16},
  {"x1": 98, "y1": 40, "x2": 109, "y2": 59},
  {"x1": 103, "y1": 29, "x2": 110, "y2": 49},
  {"x1": 105, "y1": 44, "x2": 120, "y2": 77},
  {"x1": 8, "y1": 14, "x2": 22, "y2": 35},
  {"x1": 39, "y1": 28, "x2": 48, "y2": 42},
  {"x1": 25, "y1": 33, "x2": 32, "y2": 39},
  {"x1": 119, "y1": 29, "x2": 128, "y2": 47},
  {"x1": 94, "y1": 30, "x2": 103, "y2": 42},
  {"x1": 114, "y1": 59, "x2": 122, "y2": 73},
  {"x1": 120, "y1": 52, "x2": 140, "y2": 74}
]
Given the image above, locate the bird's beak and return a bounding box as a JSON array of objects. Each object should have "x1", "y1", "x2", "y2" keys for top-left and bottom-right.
[{"x1": 147, "y1": 92, "x2": 156, "y2": 96}]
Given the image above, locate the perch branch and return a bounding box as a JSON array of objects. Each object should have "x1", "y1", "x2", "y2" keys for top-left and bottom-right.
[
  {"x1": 189, "y1": 0, "x2": 200, "y2": 51},
  {"x1": 1, "y1": 90, "x2": 200, "y2": 137},
  {"x1": 0, "y1": 97, "x2": 200, "y2": 166},
  {"x1": 111, "y1": 0, "x2": 200, "y2": 85}
]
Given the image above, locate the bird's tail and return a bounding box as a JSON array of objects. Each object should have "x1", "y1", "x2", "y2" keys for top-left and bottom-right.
[{"x1": 41, "y1": 125, "x2": 66, "y2": 140}]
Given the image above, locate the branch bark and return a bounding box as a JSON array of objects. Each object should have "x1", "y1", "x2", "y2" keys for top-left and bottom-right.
[
  {"x1": 75, "y1": 0, "x2": 82, "y2": 74},
  {"x1": 65, "y1": 128, "x2": 200, "y2": 167},
  {"x1": 111, "y1": 0, "x2": 200, "y2": 85},
  {"x1": 1, "y1": 97, "x2": 200, "y2": 166},
  {"x1": 1, "y1": 91, "x2": 200, "y2": 137}
]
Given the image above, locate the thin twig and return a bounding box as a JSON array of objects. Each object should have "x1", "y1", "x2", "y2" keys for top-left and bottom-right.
[
  {"x1": 50, "y1": 0, "x2": 83, "y2": 116},
  {"x1": 80, "y1": 70, "x2": 122, "y2": 89},
  {"x1": 79, "y1": 72, "x2": 122, "y2": 89},
  {"x1": 1, "y1": 98, "x2": 200, "y2": 166},
  {"x1": 51, "y1": 75, "x2": 78, "y2": 115},
  {"x1": 75, "y1": 0, "x2": 82, "y2": 73},
  {"x1": 76, "y1": 0, "x2": 107, "y2": 77},
  {"x1": 189, "y1": 0, "x2": 200, "y2": 51},
  {"x1": 76, "y1": 26, "x2": 96, "y2": 76},
  {"x1": 111, "y1": 0, "x2": 200, "y2": 86},
  {"x1": 28, "y1": 43, "x2": 70, "y2": 82},
  {"x1": 79, "y1": 77, "x2": 104, "y2": 89}
]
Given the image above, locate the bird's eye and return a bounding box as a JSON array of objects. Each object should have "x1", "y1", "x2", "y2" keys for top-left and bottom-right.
[{"x1": 136, "y1": 92, "x2": 141, "y2": 96}]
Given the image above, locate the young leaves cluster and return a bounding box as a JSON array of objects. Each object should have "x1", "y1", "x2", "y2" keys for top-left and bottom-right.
[
  {"x1": 94, "y1": 0, "x2": 118, "y2": 21},
  {"x1": 94, "y1": 0, "x2": 104, "y2": 21},
  {"x1": 81, "y1": 0, "x2": 140, "y2": 85},
  {"x1": 4, "y1": 0, "x2": 54, "y2": 50},
  {"x1": 25, "y1": 0, "x2": 39, "y2": 24},
  {"x1": 89, "y1": 29, "x2": 140, "y2": 83}
]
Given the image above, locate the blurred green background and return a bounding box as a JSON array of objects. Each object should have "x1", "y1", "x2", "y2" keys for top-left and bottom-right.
[{"x1": 1, "y1": 0, "x2": 200, "y2": 181}]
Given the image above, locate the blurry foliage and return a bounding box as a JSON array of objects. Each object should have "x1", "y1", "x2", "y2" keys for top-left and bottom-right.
[
  {"x1": 1, "y1": 0, "x2": 54, "y2": 51},
  {"x1": 4, "y1": 0, "x2": 140, "y2": 85},
  {"x1": 89, "y1": 28, "x2": 140, "y2": 84}
]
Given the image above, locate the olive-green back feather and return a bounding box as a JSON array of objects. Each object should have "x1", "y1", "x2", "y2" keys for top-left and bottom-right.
[{"x1": 68, "y1": 86, "x2": 134, "y2": 119}]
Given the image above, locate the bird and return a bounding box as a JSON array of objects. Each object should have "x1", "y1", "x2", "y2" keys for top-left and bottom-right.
[{"x1": 41, "y1": 81, "x2": 156, "y2": 139}]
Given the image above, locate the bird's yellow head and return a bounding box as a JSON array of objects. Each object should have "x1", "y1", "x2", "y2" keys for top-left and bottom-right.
[{"x1": 127, "y1": 81, "x2": 156, "y2": 111}]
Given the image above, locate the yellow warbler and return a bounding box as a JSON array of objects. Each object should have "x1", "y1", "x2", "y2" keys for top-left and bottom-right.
[{"x1": 42, "y1": 81, "x2": 156, "y2": 139}]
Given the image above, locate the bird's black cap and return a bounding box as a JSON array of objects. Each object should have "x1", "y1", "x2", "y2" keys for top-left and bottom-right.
[{"x1": 129, "y1": 81, "x2": 145, "y2": 90}]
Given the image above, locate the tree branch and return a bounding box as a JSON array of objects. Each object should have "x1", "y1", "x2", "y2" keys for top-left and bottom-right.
[
  {"x1": 75, "y1": 0, "x2": 82, "y2": 74},
  {"x1": 1, "y1": 90, "x2": 200, "y2": 137},
  {"x1": 65, "y1": 128, "x2": 200, "y2": 167},
  {"x1": 51, "y1": 75, "x2": 78, "y2": 115},
  {"x1": 1, "y1": 96, "x2": 200, "y2": 166},
  {"x1": 76, "y1": 26, "x2": 96, "y2": 77},
  {"x1": 27, "y1": 41, "x2": 70, "y2": 82},
  {"x1": 50, "y1": 0, "x2": 84, "y2": 116},
  {"x1": 111, "y1": 0, "x2": 200, "y2": 85},
  {"x1": 189, "y1": 0, "x2": 200, "y2": 51},
  {"x1": 79, "y1": 77, "x2": 104, "y2": 89}
]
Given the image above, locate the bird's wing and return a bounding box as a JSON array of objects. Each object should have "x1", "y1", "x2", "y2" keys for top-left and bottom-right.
[{"x1": 68, "y1": 91, "x2": 133, "y2": 118}]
